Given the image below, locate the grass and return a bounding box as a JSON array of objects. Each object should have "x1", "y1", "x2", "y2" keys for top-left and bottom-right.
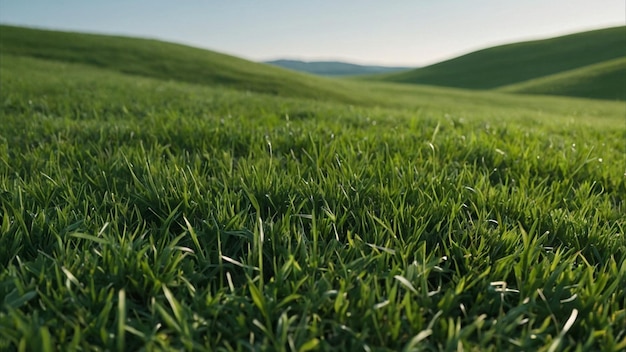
[
  {"x1": 497, "y1": 57, "x2": 626, "y2": 101},
  {"x1": 1, "y1": 38, "x2": 626, "y2": 350},
  {"x1": 369, "y1": 26, "x2": 626, "y2": 92}
]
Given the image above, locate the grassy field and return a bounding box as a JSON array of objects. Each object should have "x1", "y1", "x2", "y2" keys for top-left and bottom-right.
[
  {"x1": 1, "y1": 29, "x2": 626, "y2": 351},
  {"x1": 370, "y1": 26, "x2": 626, "y2": 100}
]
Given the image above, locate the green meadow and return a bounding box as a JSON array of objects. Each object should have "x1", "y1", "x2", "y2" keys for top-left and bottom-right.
[{"x1": 1, "y1": 26, "x2": 625, "y2": 351}]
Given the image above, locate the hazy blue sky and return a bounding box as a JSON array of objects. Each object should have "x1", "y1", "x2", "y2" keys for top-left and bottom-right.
[{"x1": 1, "y1": 1, "x2": 624, "y2": 66}]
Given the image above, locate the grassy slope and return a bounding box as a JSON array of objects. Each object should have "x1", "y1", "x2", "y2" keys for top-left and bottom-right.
[
  {"x1": 0, "y1": 25, "x2": 371, "y2": 104},
  {"x1": 4, "y1": 25, "x2": 623, "y2": 103},
  {"x1": 372, "y1": 26, "x2": 626, "y2": 90},
  {"x1": 2, "y1": 54, "x2": 621, "y2": 127},
  {"x1": 0, "y1": 25, "x2": 534, "y2": 107},
  {"x1": 497, "y1": 57, "x2": 626, "y2": 100},
  {"x1": 1, "y1": 53, "x2": 625, "y2": 350}
]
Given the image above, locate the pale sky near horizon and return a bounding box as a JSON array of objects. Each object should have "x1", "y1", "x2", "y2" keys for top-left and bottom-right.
[{"x1": 1, "y1": 1, "x2": 624, "y2": 66}]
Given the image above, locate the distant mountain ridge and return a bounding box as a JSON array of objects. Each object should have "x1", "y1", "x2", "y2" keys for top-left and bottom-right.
[{"x1": 265, "y1": 59, "x2": 412, "y2": 76}]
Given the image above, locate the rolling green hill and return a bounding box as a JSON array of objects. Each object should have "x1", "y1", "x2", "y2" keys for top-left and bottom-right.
[
  {"x1": 497, "y1": 57, "x2": 626, "y2": 100},
  {"x1": 7, "y1": 25, "x2": 614, "y2": 112},
  {"x1": 373, "y1": 26, "x2": 626, "y2": 92},
  {"x1": 0, "y1": 25, "x2": 367, "y2": 103},
  {"x1": 265, "y1": 59, "x2": 411, "y2": 76},
  {"x1": 5, "y1": 25, "x2": 623, "y2": 103}
]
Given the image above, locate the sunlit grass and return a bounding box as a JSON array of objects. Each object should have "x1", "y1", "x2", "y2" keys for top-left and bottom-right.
[{"x1": 1, "y1": 55, "x2": 625, "y2": 351}]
